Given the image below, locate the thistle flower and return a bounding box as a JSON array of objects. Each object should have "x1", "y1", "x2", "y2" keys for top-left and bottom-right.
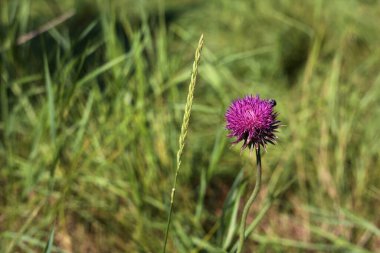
[{"x1": 225, "y1": 95, "x2": 280, "y2": 150}]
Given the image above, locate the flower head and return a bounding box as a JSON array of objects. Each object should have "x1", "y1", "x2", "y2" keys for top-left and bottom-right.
[{"x1": 225, "y1": 95, "x2": 280, "y2": 150}]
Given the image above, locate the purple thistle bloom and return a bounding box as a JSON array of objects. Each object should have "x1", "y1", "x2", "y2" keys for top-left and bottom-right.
[{"x1": 225, "y1": 95, "x2": 280, "y2": 150}]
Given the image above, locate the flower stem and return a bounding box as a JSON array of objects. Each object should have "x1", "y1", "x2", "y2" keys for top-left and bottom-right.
[{"x1": 237, "y1": 147, "x2": 262, "y2": 253}]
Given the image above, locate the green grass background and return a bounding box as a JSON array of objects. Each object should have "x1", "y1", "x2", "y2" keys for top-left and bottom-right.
[{"x1": 1, "y1": 0, "x2": 380, "y2": 252}]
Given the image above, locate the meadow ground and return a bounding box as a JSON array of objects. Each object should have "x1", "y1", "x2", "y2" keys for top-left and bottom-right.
[{"x1": 1, "y1": 0, "x2": 380, "y2": 252}]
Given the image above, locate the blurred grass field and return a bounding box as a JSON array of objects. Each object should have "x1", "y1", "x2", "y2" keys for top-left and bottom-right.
[{"x1": 1, "y1": 0, "x2": 380, "y2": 252}]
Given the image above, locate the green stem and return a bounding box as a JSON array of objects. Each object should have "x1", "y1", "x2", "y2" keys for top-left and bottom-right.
[
  {"x1": 237, "y1": 147, "x2": 262, "y2": 253},
  {"x1": 162, "y1": 34, "x2": 204, "y2": 253}
]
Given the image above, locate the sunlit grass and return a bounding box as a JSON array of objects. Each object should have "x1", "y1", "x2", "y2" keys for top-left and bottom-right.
[{"x1": 1, "y1": 0, "x2": 380, "y2": 252}]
